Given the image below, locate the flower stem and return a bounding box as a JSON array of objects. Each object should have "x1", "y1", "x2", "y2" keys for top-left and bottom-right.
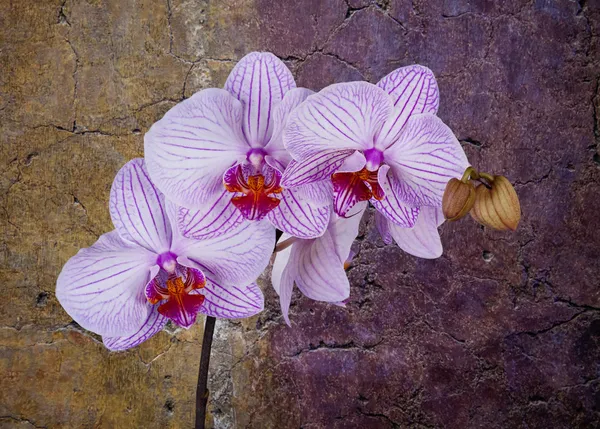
[
  {"x1": 274, "y1": 236, "x2": 297, "y2": 253},
  {"x1": 195, "y1": 316, "x2": 216, "y2": 429}
]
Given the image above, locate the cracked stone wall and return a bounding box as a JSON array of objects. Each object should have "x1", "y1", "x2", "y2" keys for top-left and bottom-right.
[{"x1": 1, "y1": 0, "x2": 599, "y2": 428}]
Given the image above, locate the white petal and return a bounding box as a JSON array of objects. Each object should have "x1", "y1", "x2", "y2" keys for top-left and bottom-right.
[
  {"x1": 56, "y1": 231, "x2": 156, "y2": 337},
  {"x1": 376, "y1": 65, "x2": 439, "y2": 149},
  {"x1": 144, "y1": 88, "x2": 248, "y2": 209},
  {"x1": 173, "y1": 219, "x2": 275, "y2": 287},
  {"x1": 225, "y1": 52, "x2": 296, "y2": 146},
  {"x1": 264, "y1": 87, "x2": 315, "y2": 167},
  {"x1": 267, "y1": 183, "x2": 332, "y2": 239},
  {"x1": 284, "y1": 81, "x2": 393, "y2": 159},
  {"x1": 110, "y1": 158, "x2": 172, "y2": 254},
  {"x1": 371, "y1": 165, "x2": 420, "y2": 227},
  {"x1": 103, "y1": 307, "x2": 167, "y2": 351},
  {"x1": 178, "y1": 189, "x2": 244, "y2": 240},
  {"x1": 383, "y1": 113, "x2": 469, "y2": 207},
  {"x1": 281, "y1": 150, "x2": 355, "y2": 188},
  {"x1": 386, "y1": 206, "x2": 445, "y2": 259},
  {"x1": 200, "y1": 278, "x2": 264, "y2": 319}
]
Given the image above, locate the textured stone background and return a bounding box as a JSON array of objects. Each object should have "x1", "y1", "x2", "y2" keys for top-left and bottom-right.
[{"x1": 1, "y1": 0, "x2": 599, "y2": 428}]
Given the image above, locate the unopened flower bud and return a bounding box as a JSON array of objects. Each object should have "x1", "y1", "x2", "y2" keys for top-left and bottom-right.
[
  {"x1": 471, "y1": 175, "x2": 520, "y2": 231},
  {"x1": 442, "y1": 178, "x2": 476, "y2": 221}
]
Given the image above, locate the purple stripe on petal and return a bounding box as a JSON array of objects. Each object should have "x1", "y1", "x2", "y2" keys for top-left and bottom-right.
[
  {"x1": 264, "y1": 87, "x2": 315, "y2": 169},
  {"x1": 371, "y1": 165, "x2": 420, "y2": 228},
  {"x1": 281, "y1": 150, "x2": 355, "y2": 188},
  {"x1": 178, "y1": 189, "x2": 244, "y2": 240},
  {"x1": 284, "y1": 81, "x2": 393, "y2": 160},
  {"x1": 267, "y1": 185, "x2": 330, "y2": 239},
  {"x1": 383, "y1": 113, "x2": 469, "y2": 207},
  {"x1": 109, "y1": 159, "x2": 172, "y2": 254},
  {"x1": 200, "y1": 278, "x2": 264, "y2": 319},
  {"x1": 144, "y1": 88, "x2": 248, "y2": 209},
  {"x1": 173, "y1": 220, "x2": 275, "y2": 287},
  {"x1": 225, "y1": 52, "x2": 295, "y2": 146},
  {"x1": 56, "y1": 230, "x2": 157, "y2": 338},
  {"x1": 103, "y1": 307, "x2": 167, "y2": 351}
]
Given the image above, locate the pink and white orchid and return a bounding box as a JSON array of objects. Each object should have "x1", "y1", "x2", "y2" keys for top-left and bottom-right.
[
  {"x1": 272, "y1": 203, "x2": 366, "y2": 325},
  {"x1": 144, "y1": 52, "x2": 331, "y2": 240},
  {"x1": 282, "y1": 65, "x2": 469, "y2": 258},
  {"x1": 56, "y1": 159, "x2": 274, "y2": 351}
]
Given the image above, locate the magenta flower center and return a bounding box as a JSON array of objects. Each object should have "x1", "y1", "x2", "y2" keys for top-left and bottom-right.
[
  {"x1": 146, "y1": 263, "x2": 207, "y2": 329},
  {"x1": 331, "y1": 150, "x2": 385, "y2": 217},
  {"x1": 224, "y1": 164, "x2": 283, "y2": 221}
]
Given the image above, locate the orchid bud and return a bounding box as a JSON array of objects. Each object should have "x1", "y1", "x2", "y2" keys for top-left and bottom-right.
[
  {"x1": 442, "y1": 178, "x2": 476, "y2": 221},
  {"x1": 471, "y1": 175, "x2": 521, "y2": 231}
]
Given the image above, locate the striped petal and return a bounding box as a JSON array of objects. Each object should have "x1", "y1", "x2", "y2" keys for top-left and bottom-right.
[
  {"x1": 384, "y1": 206, "x2": 445, "y2": 259},
  {"x1": 178, "y1": 189, "x2": 244, "y2": 240},
  {"x1": 56, "y1": 230, "x2": 157, "y2": 337},
  {"x1": 225, "y1": 52, "x2": 296, "y2": 146},
  {"x1": 144, "y1": 88, "x2": 248, "y2": 209},
  {"x1": 102, "y1": 307, "x2": 167, "y2": 351},
  {"x1": 371, "y1": 164, "x2": 420, "y2": 227},
  {"x1": 284, "y1": 81, "x2": 393, "y2": 160},
  {"x1": 264, "y1": 87, "x2": 315, "y2": 168},
  {"x1": 383, "y1": 113, "x2": 469, "y2": 207},
  {"x1": 376, "y1": 65, "x2": 439, "y2": 149},
  {"x1": 281, "y1": 150, "x2": 355, "y2": 188},
  {"x1": 110, "y1": 158, "x2": 172, "y2": 254},
  {"x1": 267, "y1": 182, "x2": 332, "y2": 239},
  {"x1": 200, "y1": 278, "x2": 264, "y2": 319},
  {"x1": 173, "y1": 217, "x2": 275, "y2": 287}
]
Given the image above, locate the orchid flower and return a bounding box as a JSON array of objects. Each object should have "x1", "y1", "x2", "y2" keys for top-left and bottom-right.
[
  {"x1": 282, "y1": 65, "x2": 469, "y2": 258},
  {"x1": 272, "y1": 203, "x2": 366, "y2": 325},
  {"x1": 56, "y1": 159, "x2": 274, "y2": 351},
  {"x1": 144, "y1": 52, "x2": 331, "y2": 241}
]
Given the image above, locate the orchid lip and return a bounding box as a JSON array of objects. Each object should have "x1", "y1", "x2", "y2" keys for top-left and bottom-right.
[
  {"x1": 364, "y1": 148, "x2": 383, "y2": 172},
  {"x1": 224, "y1": 164, "x2": 283, "y2": 220},
  {"x1": 147, "y1": 265, "x2": 207, "y2": 329}
]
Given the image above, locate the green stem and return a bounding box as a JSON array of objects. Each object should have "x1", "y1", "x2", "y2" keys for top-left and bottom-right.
[{"x1": 461, "y1": 166, "x2": 479, "y2": 182}]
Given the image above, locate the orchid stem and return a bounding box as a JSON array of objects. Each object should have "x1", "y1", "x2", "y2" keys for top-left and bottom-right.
[
  {"x1": 195, "y1": 316, "x2": 216, "y2": 429},
  {"x1": 274, "y1": 236, "x2": 297, "y2": 253}
]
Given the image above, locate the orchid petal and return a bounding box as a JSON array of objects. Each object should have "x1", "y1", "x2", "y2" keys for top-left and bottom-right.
[
  {"x1": 109, "y1": 158, "x2": 171, "y2": 254},
  {"x1": 103, "y1": 307, "x2": 167, "y2": 351},
  {"x1": 267, "y1": 183, "x2": 331, "y2": 239},
  {"x1": 271, "y1": 237, "x2": 292, "y2": 296},
  {"x1": 291, "y1": 229, "x2": 350, "y2": 303},
  {"x1": 284, "y1": 81, "x2": 393, "y2": 159},
  {"x1": 375, "y1": 211, "x2": 393, "y2": 245},
  {"x1": 338, "y1": 150, "x2": 366, "y2": 173},
  {"x1": 383, "y1": 113, "x2": 469, "y2": 207},
  {"x1": 376, "y1": 65, "x2": 439, "y2": 148},
  {"x1": 278, "y1": 264, "x2": 295, "y2": 326},
  {"x1": 56, "y1": 231, "x2": 156, "y2": 337},
  {"x1": 178, "y1": 189, "x2": 244, "y2": 240},
  {"x1": 225, "y1": 52, "x2": 296, "y2": 146},
  {"x1": 386, "y1": 206, "x2": 445, "y2": 259},
  {"x1": 281, "y1": 150, "x2": 355, "y2": 188},
  {"x1": 144, "y1": 88, "x2": 248, "y2": 209},
  {"x1": 329, "y1": 201, "x2": 367, "y2": 261},
  {"x1": 371, "y1": 164, "x2": 420, "y2": 228},
  {"x1": 265, "y1": 87, "x2": 315, "y2": 168},
  {"x1": 173, "y1": 217, "x2": 275, "y2": 287},
  {"x1": 271, "y1": 240, "x2": 295, "y2": 326},
  {"x1": 200, "y1": 278, "x2": 264, "y2": 319}
]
